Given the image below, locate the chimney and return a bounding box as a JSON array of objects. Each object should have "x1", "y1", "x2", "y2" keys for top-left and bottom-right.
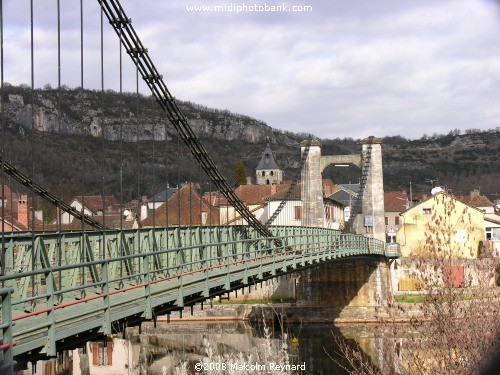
[
  {"x1": 18, "y1": 195, "x2": 28, "y2": 228},
  {"x1": 141, "y1": 204, "x2": 148, "y2": 221},
  {"x1": 470, "y1": 189, "x2": 480, "y2": 198},
  {"x1": 246, "y1": 176, "x2": 252, "y2": 185},
  {"x1": 35, "y1": 210, "x2": 43, "y2": 222}
]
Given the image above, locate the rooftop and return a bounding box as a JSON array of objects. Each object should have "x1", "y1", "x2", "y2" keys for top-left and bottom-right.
[{"x1": 256, "y1": 140, "x2": 280, "y2": 170}]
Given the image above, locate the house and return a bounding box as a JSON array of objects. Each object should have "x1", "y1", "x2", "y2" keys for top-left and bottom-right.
[
  {"x1": 263, "y1": 183, "x2": 302, "y2": 227},
  {"x1": 222, "y1": 183, "x2": 290, "y2": 225},
  {"x1": 1, "y1": 184, "x2": 25, "y2": 231},
  {"x1": 202, "y1": 191, "x2": 226, "y2": 207},
  {"x1": 141, "y1": 184, "x2": 219, "y2": 227},
  {"x1": 0, "y1": 184, "x2": 46, "y2": 231},
  {"x1": 226, "y1": 182, "x2": 344, "y2": 229},
  {"x1": 457, "y1": 190, "x2": 500, "y2": 257},
  {"x1": 394, "y1": 191, "x2": 488, "y2": 291},
  {"x1": 384, "y1": 191, "x2": 409, "y2": 243},
  {"x1": 484, "y1": 216, "x2": 500, "y2": 257},
  {"x1": 265, "y1": 183, "x2": 344, "y2": 228},
  {"x1": 328, "y1": 183, "x2": 359, "y2": 222},
  {"x1": 396, "y1": 191, "x2": 485, "y2": 259},
  {"x1": 458, "y1": 188, "x2": 493, "y2": 212},
  {"x1": 59, "y1": 195, "x2": 121, "y2": 224},
  {"x1": 146, "y1": 186, "x2": 178, "y2": 210}
]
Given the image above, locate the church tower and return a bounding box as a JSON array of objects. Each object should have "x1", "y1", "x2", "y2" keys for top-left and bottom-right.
[{"x1": 256, "y1": 139, "x2": 283, "y2": 185}]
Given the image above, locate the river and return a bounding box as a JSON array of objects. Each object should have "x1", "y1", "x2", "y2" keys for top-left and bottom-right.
[{"x1": 19, "y1": 320, "x2": 399, "y2": 375}]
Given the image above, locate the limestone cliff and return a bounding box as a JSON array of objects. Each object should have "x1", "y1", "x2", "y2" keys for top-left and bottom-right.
[{"x1": 3, "y1": 85, "x2": 286, "y2": 144}]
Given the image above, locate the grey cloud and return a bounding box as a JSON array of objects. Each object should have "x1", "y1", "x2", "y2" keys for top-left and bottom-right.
[{"x1": 2, "y1": 0, "x2": 500, "y2": 139}]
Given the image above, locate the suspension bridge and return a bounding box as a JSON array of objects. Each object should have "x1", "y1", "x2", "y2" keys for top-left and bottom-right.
[{"x1": 0, "y1": 0, "x2": 398, "y2": 371}]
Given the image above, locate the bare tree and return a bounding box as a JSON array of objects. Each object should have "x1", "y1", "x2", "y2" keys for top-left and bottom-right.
[{"x1": 333, "y1": 192, "x2": 500, "y2": 374}]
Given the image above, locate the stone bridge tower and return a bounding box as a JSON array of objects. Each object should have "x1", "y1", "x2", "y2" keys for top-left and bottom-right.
[
  {"x1": 301, "y1": 137, "x2": 385, "y2": 242},
  {"x1": 297, "y1": 138, "x2": 391, "y2": 314},
  {"x1": 356, "y1": 138, "x2": 385, "y2": 242}
]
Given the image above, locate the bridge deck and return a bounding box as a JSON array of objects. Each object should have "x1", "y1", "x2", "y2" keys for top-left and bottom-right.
[{"x1": 1, "y1": 225, "x2": 398, "y2": 363}]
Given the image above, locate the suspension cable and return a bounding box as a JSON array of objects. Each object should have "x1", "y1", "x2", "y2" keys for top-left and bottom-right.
[
  {"x1": 344, "y1": 136, "x2": 374, "y2": 233},
  {"x1": 98, "y1": 0, "x2": 275, "y2": 240},
  {"x1": 0, "y1": 156, "x2": 106, "y2": 229},
  {"x1": 0, "y1": 0, "x2": 5, "y2": 278},
  {"x1": 265, "y1": 139, "x2": 311, "y2": 226}
]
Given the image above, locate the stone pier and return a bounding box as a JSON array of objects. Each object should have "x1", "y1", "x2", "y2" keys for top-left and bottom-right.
[{"x1": 296, "y1": 259, "x2": 392, "y2": 309}]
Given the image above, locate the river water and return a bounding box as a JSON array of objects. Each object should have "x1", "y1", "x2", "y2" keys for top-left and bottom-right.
[{"x1": 20, "y1": 321, "x2": 398, "y2": 375}]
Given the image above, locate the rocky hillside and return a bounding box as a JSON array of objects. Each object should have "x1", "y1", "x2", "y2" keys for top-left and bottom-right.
[
  {"x1": 1, "y1": 84, "x2": 498, "y2": 215},
  {"x1": 3, "y1": 84, "x2": 290, "y2": 144}
]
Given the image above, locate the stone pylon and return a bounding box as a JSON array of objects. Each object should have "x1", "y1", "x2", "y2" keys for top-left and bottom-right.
[
  {"x1": 301, "y1": 140, "x2": 324, "y2": 227},
  {"x1": 355, "y1": 138, "x2": 386, "y2": 242},
  {"x1": 300, "y1": 137, "x2": 385, "y2": 241}
]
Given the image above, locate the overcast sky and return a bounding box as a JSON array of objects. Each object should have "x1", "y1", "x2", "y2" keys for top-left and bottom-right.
[{"x1": 3, "y1": 0, "x2": 500, "y2": 140}]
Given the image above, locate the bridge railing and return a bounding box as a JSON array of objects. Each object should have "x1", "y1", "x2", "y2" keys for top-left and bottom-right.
[
  {"x1": 0, "y1": 226, "x2": 395, "y2": 304},
  {"x1": 0, "y1": 287, "x2": 15, "y2": 373},
  {"x1": 0, "y1": 225, "x2": 394, "y2": 358}
]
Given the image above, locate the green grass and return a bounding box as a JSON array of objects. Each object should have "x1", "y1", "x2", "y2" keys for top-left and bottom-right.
[
  {"x1": 394, "y1": 287, "x2": 500, "y2": 303},
  {"x1": 394, "y1": 294, "x2": 426, "y2": 303}
]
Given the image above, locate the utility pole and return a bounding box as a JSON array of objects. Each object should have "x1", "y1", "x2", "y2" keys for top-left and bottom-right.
[{"x1": 409, "y1": 181, "x2": 413, "y2": 208}]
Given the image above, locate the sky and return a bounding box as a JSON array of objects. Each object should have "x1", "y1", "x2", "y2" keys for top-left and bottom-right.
[{"x1": 2, "y1": 0, "x2": 500, "y2": 140}]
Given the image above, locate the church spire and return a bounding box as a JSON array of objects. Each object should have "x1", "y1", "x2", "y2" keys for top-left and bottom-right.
[{"x1": 256, "y1": 138, "x2": 283, "y2": 185}]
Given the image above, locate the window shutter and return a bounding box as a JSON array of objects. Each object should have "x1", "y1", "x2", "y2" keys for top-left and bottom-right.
[
  {"x1": 294, "y1": 206, "x2": 302, "y2": 220},
  {"x1": 92, "y1": 343, "x2": 98, "y2": 366},
  {"x1": 107, "y1": 341, "x2": 113, "y2": 365}
]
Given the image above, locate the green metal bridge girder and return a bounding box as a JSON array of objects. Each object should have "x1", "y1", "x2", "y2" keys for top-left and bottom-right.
[{"x1": 0, "y1": 225, "x2": 399, "y2": 363}]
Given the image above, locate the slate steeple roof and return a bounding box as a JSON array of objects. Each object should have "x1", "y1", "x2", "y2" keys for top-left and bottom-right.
[{"x1": 256, "y1": 139, "x2": 280, "y2": 170}]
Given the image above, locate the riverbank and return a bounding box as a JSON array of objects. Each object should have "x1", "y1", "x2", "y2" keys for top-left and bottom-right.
[{"x1": 154, "y1": 302, "x2": 426, "y2": 324}]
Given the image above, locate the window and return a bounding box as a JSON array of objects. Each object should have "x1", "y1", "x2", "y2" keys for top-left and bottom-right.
[
  {"x1": 385, "y1": 217, "x2": 388, "y2": 225},
  {"x1": 92, "y1": 341, "x2": 113, "y2": 366},
  {"x1": 455, "y1": 229, "x2": 467, "y2": 243},
  {"x1": 422, "y1": 207, "x2": 432, "y2": 215},
  {"x1": 261, "y1": 171, "x2": 265, "y2": 176},
  {"x1": 325, "y1": 207, "x2": 333, "y2": 220},
  {"x1": 395, "y1": 216, "x2": 400, "y2": 226},
  {"x1": 270, "y1": 171, "x2": 274, "y2": 176},
  {"x1": 294, "y1": 206, "x2": 302, "y2": 220},
  {"x1": 486, "y1": 227, "x2": 500, "y2": 241}
]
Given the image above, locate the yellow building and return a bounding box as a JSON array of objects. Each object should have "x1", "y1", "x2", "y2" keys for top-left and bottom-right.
[{"x1": 396, "y1": 191, "x2": 485, "y2": 259}]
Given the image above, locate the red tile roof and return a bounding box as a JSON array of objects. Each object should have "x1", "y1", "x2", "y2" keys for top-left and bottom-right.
[
  {"x1": 75, "y1": 195, "x2": 121, "y2": 214},
  {"x1": 234, "y1": 183, "x2": 291, "y2": 205},
  {"x1": 458, "y1": 194, "x2": 493, "y2": 208},
  {"x1": 0, "y1": 185, "x2": 46, "y2": 231},
  {"x1": 142, "y1": 184, "x2": 219, "y2": 227},
  {"x1": 384, "y1": 191, "x2": 408, "y2": 212}
]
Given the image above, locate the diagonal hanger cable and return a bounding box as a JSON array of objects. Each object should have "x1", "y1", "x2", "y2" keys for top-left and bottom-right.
[{"x1": 98, "y1": 0, "x2": 277, "y2": 242}]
